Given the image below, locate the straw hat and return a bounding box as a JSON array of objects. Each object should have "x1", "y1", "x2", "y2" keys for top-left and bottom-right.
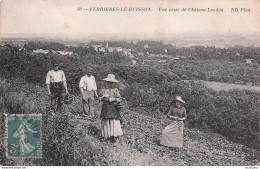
[
  {"x1": 174, "y1": 96, "x2": 186, "y2": 104},
  {"x1": 102, "y1": 74, "x2": 119, "y2": 83}
]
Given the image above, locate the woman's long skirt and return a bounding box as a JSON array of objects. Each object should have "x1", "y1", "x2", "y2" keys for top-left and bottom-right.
[
  {"x1": 160, "y1": 121, "x2": 184, "y2": 148},
  {"x1": 101, "y1": 119, "x2": 123, "y2": 138}
]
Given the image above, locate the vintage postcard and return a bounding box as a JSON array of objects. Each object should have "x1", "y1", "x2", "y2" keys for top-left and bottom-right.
[{"x1": 0, "y1": 0, "x2": 259, "y2": 167}]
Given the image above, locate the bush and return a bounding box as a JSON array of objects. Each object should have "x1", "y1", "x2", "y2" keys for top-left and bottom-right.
[
  {"x1": 126, "y1": 80, "x2": 259, "y2": 149},
  {"x1": 1, "y1": 44, "x2": 259, "y2": 149}
]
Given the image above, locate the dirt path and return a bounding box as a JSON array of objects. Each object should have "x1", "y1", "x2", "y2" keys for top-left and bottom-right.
[
  {"x1": 122, "y1": 110, "x2": 258, "y2": 165},
  {"x1": 66, "y1": 95, "x2": 258, "y2": 166}
]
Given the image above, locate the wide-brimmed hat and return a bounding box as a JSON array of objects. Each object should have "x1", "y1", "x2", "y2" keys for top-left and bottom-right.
[
  {"x1": 174, "y1": 96, "x2": 186, "y2": 104},
  {"x1": 102, "y1": 74, "x2": 119, "y2": 83}
]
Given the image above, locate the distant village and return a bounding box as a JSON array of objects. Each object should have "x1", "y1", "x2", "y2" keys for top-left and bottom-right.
[
  {"x1": 29, "y1": 41, "x2": 191, "y2": 65},
  {"x1": 30, "y1": 42, "x2": 258, "y2": 65},
  {"x1": 0, "y1": 40, "x2": 258, "y2": 66}
]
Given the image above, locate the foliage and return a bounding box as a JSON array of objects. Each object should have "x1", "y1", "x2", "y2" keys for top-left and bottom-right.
[
  {"x1": 0, "y1": 42, "x2": 259, "y2": 150},
  {"x1": 26, "y1": 41, "x2": 67, "y2": 51},
  {"x1": 0, "y1": 78, "x2": 258, "y2": 166},
  {"x1": 125, "y1": 80, "x2": 260, "y2": 149},
  {"x1": 87, "y1": 40, "x2": 260, "y2": 63},
  {"x1": 168, "y1": 59, "x2": 260, "y2": 85}
]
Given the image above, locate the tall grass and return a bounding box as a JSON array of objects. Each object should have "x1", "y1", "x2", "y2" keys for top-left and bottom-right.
[
  {"x1": 0, "y1": 77, "x2": 258, "y2": 166},
  {"x1": 130, "y1": 81, "x2": 260, "y2": 149},
  {"x1": 0, "y1": 45, "x2": 259, "y2": 164},
  {"x1": 0, "y1": 78, "x2": 157, "y2": 166}
]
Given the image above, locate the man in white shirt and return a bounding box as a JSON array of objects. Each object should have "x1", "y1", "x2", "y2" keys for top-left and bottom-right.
[
  {"x1": 46, "y1": 61, "x2": 68, "y2": 112},
  {"x1": 79, "y1": 67, "x2": 98, "y2": 118}
]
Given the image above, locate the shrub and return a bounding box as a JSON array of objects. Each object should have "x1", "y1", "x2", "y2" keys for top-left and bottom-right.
[{"x1": 1, "y1": 44, "x2": 259, "y2": 149}]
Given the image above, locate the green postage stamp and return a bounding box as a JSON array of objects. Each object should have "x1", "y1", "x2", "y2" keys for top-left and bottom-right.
[{"x1": 6, "y1": 114, "x2": 42, "y2": 158}]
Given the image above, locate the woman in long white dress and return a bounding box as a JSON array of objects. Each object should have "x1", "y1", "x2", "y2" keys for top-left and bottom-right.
[
  {"x1": 160, "y1": 96, "x2": 187, "y2": 149},
  {"x1": 99, "y1": 74, "x2": 123, "y2": 145}
]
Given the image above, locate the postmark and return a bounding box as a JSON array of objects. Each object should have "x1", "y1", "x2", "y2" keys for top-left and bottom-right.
[{"x1": 6, "y1": 114, "x2": 42, "y2": 158}]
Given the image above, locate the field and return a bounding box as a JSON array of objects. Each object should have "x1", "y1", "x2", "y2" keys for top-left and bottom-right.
[
  {"x1": 185, "y1": 80, "x2": 260, "y2": 93},
  {"x1": 204, "y1": 81, "x2": 260, "y2": 92},
  {"x1": 0, "y1": 41, "x2": 259, "y2": 166},
  {"x1": 0, "y1": 78, "x2": 258, "y2": 166}
]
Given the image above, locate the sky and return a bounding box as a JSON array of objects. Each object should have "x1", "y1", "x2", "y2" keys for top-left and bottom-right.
[{"x1": 0, "y1": 0, "x2": 260, "y2": 40}]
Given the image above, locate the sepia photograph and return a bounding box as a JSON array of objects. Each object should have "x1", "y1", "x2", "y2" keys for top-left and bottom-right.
[{"x1": 0, "y1": 0, "x2": 259, "y2": 167}]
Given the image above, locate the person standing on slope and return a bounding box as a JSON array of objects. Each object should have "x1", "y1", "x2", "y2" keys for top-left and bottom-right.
[
  {"x1": 160, "y1": 96, "x2": 187, "y2": 150},
  {"x1": 99, "y1": 74, "x2": 123, "y2": 146},
  {"x1": 46, "y1": 60, "x2": 68, "y2": 113},
  {"x1": 79, "y1": 67, "x2": 98, "y2": 118}
]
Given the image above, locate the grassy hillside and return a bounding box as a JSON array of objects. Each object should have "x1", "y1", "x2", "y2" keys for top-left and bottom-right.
[
  {"x1": 0, "y1": 46, "x2": 259, "y2": 149},
  {"x1": 0, "y1": 78, "x2": 258, "y2": 166}
]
